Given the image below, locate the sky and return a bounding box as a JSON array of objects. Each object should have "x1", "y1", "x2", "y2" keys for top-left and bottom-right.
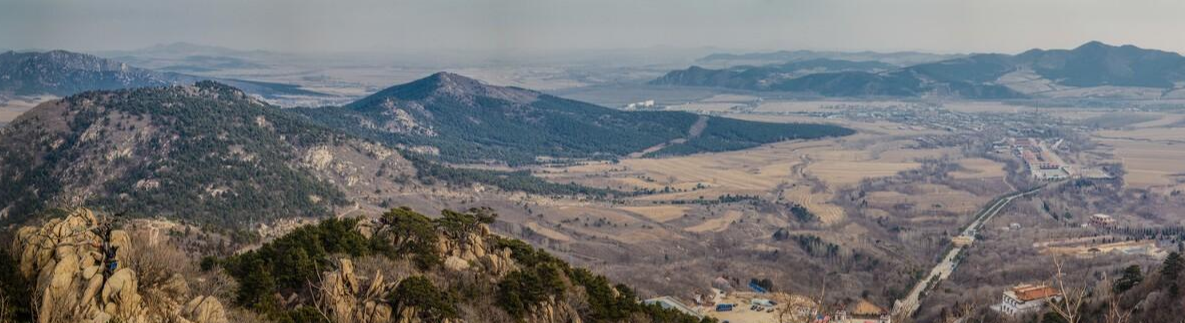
[{"x1": 3, "y1": 0, "x2": 1185, "y2": 55}]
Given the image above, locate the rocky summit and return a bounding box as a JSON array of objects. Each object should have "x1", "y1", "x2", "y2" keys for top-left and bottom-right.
[{"x1": 11, "y1": 208, "x2": 227, "y2": 323}]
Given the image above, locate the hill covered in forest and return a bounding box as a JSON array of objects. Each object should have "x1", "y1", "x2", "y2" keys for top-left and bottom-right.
[
  {"x1": 0, "y1": 81, "x2": 351, "y2": 226},
  {"x1": 297, "y1": 72, "x2": 853, "y2": 165}
]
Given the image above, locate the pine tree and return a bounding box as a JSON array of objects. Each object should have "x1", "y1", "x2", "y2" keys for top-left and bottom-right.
[
  {"x1": 1161, "y1": 252, "x2": 1183, "y2": 297},
  {"x1": 1112, "y1": 265, "x2": 1143, "y2": 293}
]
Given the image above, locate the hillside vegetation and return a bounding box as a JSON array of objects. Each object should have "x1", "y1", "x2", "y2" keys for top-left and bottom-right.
[
  {"x1": 212, "y1": 206, "x2": 714, "y2": 323},
  {"x1": 0, "y1": 207, "x2": 714, "y2": 323},
  {"x1": 0, "y1": 81, "x2": 347, "y2": 226}
]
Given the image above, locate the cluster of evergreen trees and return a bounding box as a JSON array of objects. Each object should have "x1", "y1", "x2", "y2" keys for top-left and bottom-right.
[
  {"x1": 649, "y1": 117, "x2": 853, "y2": 157},
  {"x1": 210, "y1": 207, "x2": 712, "y2": 323}
]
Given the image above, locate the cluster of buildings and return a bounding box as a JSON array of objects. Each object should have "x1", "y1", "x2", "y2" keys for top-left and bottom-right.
[
  {"x1": 624, "y1": 100, "x2": 657, "y2": 110},
  {"x1": 1003, "y1": 137, "x2": 1072, "y2": 180}
]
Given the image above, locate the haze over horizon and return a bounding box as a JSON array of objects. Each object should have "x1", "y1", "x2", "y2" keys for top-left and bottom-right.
[{"x1": 3, "y1": 0, "x2": 1185, "y2": 56}]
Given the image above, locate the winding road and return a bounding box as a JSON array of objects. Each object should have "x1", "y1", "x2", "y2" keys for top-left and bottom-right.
[{"x1": 892, "y1": 185, "x2": 1045, "y2": 318}]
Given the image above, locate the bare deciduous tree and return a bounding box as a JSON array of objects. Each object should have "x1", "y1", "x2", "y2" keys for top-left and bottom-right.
[{"x1": 1046, "y1": 257, "x2": 1087, "y2": 323}]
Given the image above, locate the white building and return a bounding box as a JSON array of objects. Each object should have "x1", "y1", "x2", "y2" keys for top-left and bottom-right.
[{"x1": 994, "y1": 284, "x2": 1061, "y2": 316}]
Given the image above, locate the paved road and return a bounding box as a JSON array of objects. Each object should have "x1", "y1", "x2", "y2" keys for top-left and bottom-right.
[{"x1": 892, "y1": 186, "x2": 1044, "y2": 318}]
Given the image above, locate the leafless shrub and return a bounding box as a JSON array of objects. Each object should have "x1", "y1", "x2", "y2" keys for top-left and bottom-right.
[{"x1": 125, "y1": 231, "x2": 194, "y2": 290}]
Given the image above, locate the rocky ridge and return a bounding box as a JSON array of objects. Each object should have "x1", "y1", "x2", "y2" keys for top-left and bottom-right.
[{"x1": 11, "y1": 208, "x2": 227, "y2": 323}]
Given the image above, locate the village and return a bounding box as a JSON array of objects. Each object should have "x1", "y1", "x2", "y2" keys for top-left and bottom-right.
[{"x1": 642, "y1": 275, "x2": 1073, "y2": 323}]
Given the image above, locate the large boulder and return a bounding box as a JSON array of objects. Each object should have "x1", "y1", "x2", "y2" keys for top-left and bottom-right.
[
  {"x1": 183, "y1": 296, "x2": 229, "y2": 323},
  {"x1": 321, "y1": 258, "x2": 393, "y2": 323},
  {"x1": 525, "y1": 298, "x2": 583, "y2": 323},
  {"x1": 100, "y1": 268, "x2": 143, "y2": 319}
]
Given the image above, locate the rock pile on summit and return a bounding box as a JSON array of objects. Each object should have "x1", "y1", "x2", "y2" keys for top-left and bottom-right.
[{"x1": 12, "y1": 208, "x2": 228, "y2": 323}]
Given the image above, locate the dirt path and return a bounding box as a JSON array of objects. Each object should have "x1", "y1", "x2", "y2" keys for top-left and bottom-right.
[
  {"x1": 629, "y1": 115, "x2": 710, "y2": 158},
  {"x1": 687, "y1": 115, "x2": 709, "y2": 138}
]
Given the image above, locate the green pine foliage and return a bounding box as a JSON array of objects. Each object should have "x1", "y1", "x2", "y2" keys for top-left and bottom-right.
[
  {"x1": 212, "y1": 207, "x2": 711, "y2": 323},
  {"x1": 496, "y1": 263, "x2": 569, "y2": 319},
  {"x1": 1162, "y1": 252, "x2": 1183, "y2": 296},
  {"x1": 1112, "y1": 265, "x2": 1143, "y2": 294},
  {"x1": 373, "y1": 207, "x2": 442, "y2": 269},
  {"x1": 649, "y1": 117, "x2": 854, "y2": 157},
  {"x1": 222, "y1": 218, "x2": 370, "y2": 313},
  {"x1": 389, "y1": 276, "x2": 459, "y2": 321}
]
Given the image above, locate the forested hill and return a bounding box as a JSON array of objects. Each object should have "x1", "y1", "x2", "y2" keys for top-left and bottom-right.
[
  {"x1": 0, "y1": 81, "x2": 348, "y2": 226},
  {"x1": 297, "y1": 72, "x2": 853, "y2": 166},
  {"x1": 649, "y1": 59, "x2": 896, "y2": 90}
]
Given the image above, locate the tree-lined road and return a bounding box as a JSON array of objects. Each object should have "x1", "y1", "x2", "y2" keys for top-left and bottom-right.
[{"x1": 892, "y1": 186, "x2": 1045, "y2": 318}]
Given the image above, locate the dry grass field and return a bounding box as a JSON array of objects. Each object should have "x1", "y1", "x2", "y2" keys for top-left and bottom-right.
[
  {"x1": 524, "y1": 221, "x2": 574, "y2": 242},
  {"x1": 865, "y1": 184, "x2": 989, "y2": 215},
  {"x1": 685, "y1": 210, "x2": 744, "y2": 233},
  {"x1": 1086, "y1": 113, "x2": 1185, "y2": 191},
  {"x1": 700, "y1": 94, "x2": 760, "y2": 102},
  {"x1": 619, "y1": 205, "x2": 691, "y2": 223},
  {"x1": 779, "y1": 184, "x2": 844, "y2": 223},
  {"x1": 536, "y1": 113, "x2": 1005, "y2": 230},
  {"x1": 1095, "y1": 138, "x2": 1185, "y2": 188},
  {"x1": 950, "y1": 158, "x2": 1008, "y2": 179},
  {"x1": 0, "y1": 95, "x2": 56, "y2": 122}
]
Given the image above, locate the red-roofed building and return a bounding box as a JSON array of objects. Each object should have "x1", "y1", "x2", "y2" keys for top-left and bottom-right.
[{"x1": 993, "y1": 284, "x2": 1061, "y2": 316}]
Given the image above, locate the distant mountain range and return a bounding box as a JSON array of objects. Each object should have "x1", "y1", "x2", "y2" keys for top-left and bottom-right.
[
  {"x1": 698, "y1": 50, "x2": 963, "y2": 67},
  {"x1": 96, "y1": 42, "x2": 279, "y2": 72},
  {"x1": 0, "y1": 73, "x2": 852, "y2": 224},
  {"x1": 297, "y1": 72, "x2": 853, "y2": 165},
  {"x1": 651, "y1": 58, "x2": 897, "y2": 90},
  {"x1": 654, "y1": 41, "x2": 1185, "y2": 99},
  {"x1": 0, "y1": 50, "x2": 322, "y2": 99}
]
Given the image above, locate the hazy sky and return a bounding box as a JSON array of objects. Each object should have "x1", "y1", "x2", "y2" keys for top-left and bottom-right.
[{"x1": 3, "y1": 0, "x2": 1185, "y2": 55}]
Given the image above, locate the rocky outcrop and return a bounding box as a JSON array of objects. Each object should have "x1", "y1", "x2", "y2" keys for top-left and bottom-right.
[
  {"x1": 11, "y1": 208, "x2": 227, "y2": 323},
  {"x1": 437, "y1": 224, "x2": 516, "y2": 276},
  {"x1": 524, "y1": 298, "x2": 583, "y2": 323},
  {"x1": 321, "y1": 259, "x2": 393, "y2": 323}
]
